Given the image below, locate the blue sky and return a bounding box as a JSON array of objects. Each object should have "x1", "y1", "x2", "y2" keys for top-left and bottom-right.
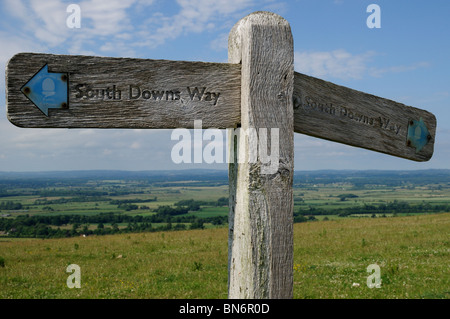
[{"x1": 0, "y1": 0, "x2": 449, "y2": 171}]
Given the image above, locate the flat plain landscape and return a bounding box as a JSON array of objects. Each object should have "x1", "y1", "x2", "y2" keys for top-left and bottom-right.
[{"x1": 0, "y1": 169, "x2": 449, "y2": 298}]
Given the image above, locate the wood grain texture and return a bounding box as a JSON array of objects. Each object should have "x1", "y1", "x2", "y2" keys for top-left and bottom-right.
[
  {"x1": 293, "y1": 72, "x2": 436, "y2": 161},
  {"x1": 6, "y1": 53, "x2": 241, "y2": 129},
  {"x1": 6, "y1": 54, "x2": 436, "y2": 162},
  {"x1": 227, "y1": 11, "x2": 294, "y2": 299}
]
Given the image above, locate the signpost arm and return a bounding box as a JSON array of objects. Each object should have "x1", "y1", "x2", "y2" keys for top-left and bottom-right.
[
  {"x1": 292, "y1": 72, "x2": 437, "y2": 162},
  {"x1": 227, "y1": 11, "x2": 294, "y2": 299}
]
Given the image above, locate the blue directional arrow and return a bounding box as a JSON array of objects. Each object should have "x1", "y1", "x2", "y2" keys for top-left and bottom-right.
[
  {"x1": 20, "y1": 64, "x2": 68, "y2": 116},
  {"x1": 407, "y1": 117, "x2": 431, "y2": 153}
]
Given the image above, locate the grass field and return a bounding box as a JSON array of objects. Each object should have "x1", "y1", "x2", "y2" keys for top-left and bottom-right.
[{"x1": 0, "y1": 213, "x2": 448, "y2": 299}]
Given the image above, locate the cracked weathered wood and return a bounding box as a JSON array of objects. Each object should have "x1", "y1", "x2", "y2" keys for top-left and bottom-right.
[
  {"x1": 227, "y1": 11, "x2": 294, "y2": 299},
  {"x1": 6, "y1": 53, "x2": 241, "y2": 129}
]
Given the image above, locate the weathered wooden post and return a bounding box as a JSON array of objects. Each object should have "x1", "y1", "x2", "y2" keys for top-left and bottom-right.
[
  {"x1": 227, "y1": 12, "x2": 294, "y2": 299},
  {"x1": 5, "y1": 10, "x2": 436, "y2": 300}
]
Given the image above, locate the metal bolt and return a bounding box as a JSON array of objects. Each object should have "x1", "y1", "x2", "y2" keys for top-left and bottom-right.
[
  {"x1": 61, "y1": 102, "x2": 68, "y2": 109},
  {"x1": 61, "y1": 74, "x2": 67, "y2": 82},
  {"x1": 409, "y1": 120, "x2": 414, "y2": 126},
  {"x1": 407, "y1": 140, "x2": 412, "y2": 146},
  {"x1": 427, "y1": 134, "x2": 432, "y2": 141},
  {"x1": 23, "y1": 87, "x2": 31, "y2": 94}
]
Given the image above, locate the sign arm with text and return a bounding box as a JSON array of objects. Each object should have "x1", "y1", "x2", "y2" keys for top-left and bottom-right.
[
  {"x1": 6, "y1": 53, "x2": 241, "y2": 129},
  {"x1": 6, "y1": 53, "x2": 435, "y2": 161},
  {"x1": 293, "y1": 72, "x2": 436, "y2": 162}
]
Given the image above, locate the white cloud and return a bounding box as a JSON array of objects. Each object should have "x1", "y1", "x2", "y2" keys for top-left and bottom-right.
[
  {"x1": 0, "y1": 31, "x2": 44, "y2": 65},
  {"x1": 29, "y1": 0, "x2": 68, "y2": 46},
  {"x1": 0, "y1": 30, "x2": 45, "y2": 108},
  {"x1": 295, "y1": 49, "x2": 376, "y2": 80},
  {"x1": 1, "y1": 0, "x2": 140, "y2": 56},
  {"x1": 3, "y1": 0, "x2": 29, "y2": 22},
  {"x1": 210, "y1": 32, "x2": 229, "y2": 51},
  {"x1": 369, "y1": 61, "x2": 430, "y2": 77},
  {"x1": 0, "y1": 117, "x2": 178, "y2": 171},
  {"x1": 2, "y1": 0, "x2": 69, "y2": 47},
  {"x1": 137, "y1": 0, "x2": 255, "y2": 49},
  {"x1": 79, "y1": 0, "x2": 137, "y2": 36},
  {"x1": 1, "y1": 0, "x2": 256, "y2": 58},
  {"x1": 130, "y1": 141, "x2": 141, "y2": 149},
  {"x1": 295, "y1": 49, "x2": 431, "y2": 81}
]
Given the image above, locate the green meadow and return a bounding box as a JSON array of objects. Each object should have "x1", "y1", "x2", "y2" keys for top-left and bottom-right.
[
  {"x1": 0, "y1": 170, "x2": 449, "y2": 298},
  {"x1": 0, "y1": 213, "x2": 448, "y2": 299}
]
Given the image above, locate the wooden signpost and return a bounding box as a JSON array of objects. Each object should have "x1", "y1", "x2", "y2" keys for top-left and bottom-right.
[{"x1": 5, "y1": 11, "x2": 436, "y2": 299}]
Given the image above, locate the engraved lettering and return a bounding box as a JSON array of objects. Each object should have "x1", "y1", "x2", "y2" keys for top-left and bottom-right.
[
  {"x1": 87, "y1": 87, "x2": 96, "y2": 98},
  {"x1": 129, "y1": 85, "x2": 140, "y2": 100},
  {"x1": 297, "y1": 95, "x2": 402, "y2": 134},
  {"x1": 327, "y1": 104, "x2": 336, "y2": 115},
  {"x1": 75, "y1": 84, "x2": 220, "y2": 105},
  {"x1": 166, "y1": 90, "x2": 175, "y2": 101},
  {"x1": 152, "y1": 90, "x2": 165, "y2": 100},
  {"x1": 348, "y1": 111, "x2": 354, "y2": 119},
  {"x1": 75, "y1": 84, "x2": 84, "y2": 98},
  {"x1": 74, "y1": 84, "x2": 121, "y2": 100},
  {"x1": 187, "y1": 87, "x2": 206, "y2": 101},
  {"x1": 301, "y1": 96, "x2": 335, "y2": 115},
  {"x1": 380, "y1": 117, "x2": 390, "y2": 129},
  {"x1": 212, "y1": 92, "x2": 220, "y2": 106},
  {"x1": 112, "y1": 85, "x2": 121, "y2": 100},
  {"x1": 142, "y1": 90, "x2": 151, "y2": 99}
]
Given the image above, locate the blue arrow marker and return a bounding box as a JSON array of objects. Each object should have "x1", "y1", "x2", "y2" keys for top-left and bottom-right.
[
  {"x1": 407, "y1": 117, "x2": 431, "y2": 153},
  {"x1": 20, "y1": 64, "x2": 68, "y2": 116}
]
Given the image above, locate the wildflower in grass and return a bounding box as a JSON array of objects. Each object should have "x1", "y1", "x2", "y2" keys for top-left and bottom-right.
[{"x1": 294, "y1": 263, "x2": 306, "y2": 272}]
